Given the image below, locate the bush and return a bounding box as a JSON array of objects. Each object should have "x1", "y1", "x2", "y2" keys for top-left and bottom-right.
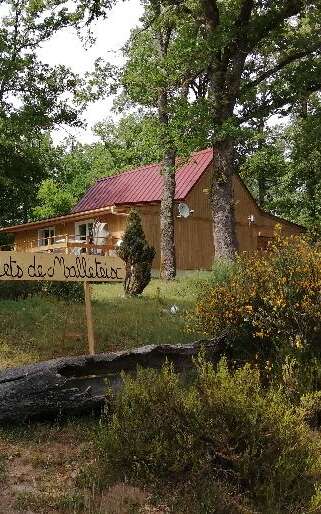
[
  {"x1": 300, "y1": 391, "x2": 321, "y2": 429},
  {"x1": 0, "y1": 281, "x2": 42, "y2": 300},
  {"x1": 97, "y1": 358, "x2": 321, "y2": 513},
  {"x1": 0, "y1": 280, "x2": 84, "y2": 302},
  {"x1": 190, "y1": 228, "x2": 321, "y2": 361},
  {"x1": 40, "y1": 281, "x2": 84, "y2": 303}
]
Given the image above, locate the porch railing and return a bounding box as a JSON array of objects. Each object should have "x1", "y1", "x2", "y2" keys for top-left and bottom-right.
[{"x1": 0, "y1": 234, "x2": 122, "y2": 255}]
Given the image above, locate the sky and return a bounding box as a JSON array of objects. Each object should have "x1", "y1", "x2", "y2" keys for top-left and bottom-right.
[{"x1": 37, "y1": 0, "x2": 143, "y2": 145}]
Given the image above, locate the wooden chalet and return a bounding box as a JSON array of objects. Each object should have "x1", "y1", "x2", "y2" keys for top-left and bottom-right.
[{"x1": 0, "y1": 148, "x2": 303, "y2": 271}]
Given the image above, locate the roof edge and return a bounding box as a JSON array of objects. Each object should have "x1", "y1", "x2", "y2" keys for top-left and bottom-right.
[{"x1": 0, "y1": 205, "x2": 117, "y2": 233}]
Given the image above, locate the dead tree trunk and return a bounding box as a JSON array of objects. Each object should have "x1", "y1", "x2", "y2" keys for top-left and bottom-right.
[{"x1": 0, "y1": 339, "x2": 226, "y2": 424}]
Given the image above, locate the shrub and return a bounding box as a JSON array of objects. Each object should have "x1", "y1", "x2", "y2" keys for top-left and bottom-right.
[
  {"x1": 0, "y1": 280, "x2": 84, "y2": 302},
  {"x1": 300, "y1": 391, "x2": 321, "y2": 429},
  {"x1": 117, "y1": 209, "x2": 155, "y2": 296},
  {"x1": 97, "y1": 358, "x2": 320, "y2": 513},
  {"x1": 190, "y1": 228, "x2": 321, "y2": 361},
  {"x1": 0, "y1": 281, "x2": 42, "y2": 300},
  {"x1": 40, "y1": 281, "x2": 84, "y2": 303}
]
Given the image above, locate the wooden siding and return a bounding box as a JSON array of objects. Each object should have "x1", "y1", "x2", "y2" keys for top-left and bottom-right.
[{"x1": 11, "y1": 163, "x2": 303, "y2": 271}]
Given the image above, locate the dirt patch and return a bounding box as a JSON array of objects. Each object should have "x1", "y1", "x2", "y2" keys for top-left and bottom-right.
[{"x1": 0, "y1": 422, "x2": 166, "y2": 514}]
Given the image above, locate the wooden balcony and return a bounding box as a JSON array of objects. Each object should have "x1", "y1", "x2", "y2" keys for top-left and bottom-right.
[{"x1": 0, "y1": 234, "x2": 123, "y2": 255}]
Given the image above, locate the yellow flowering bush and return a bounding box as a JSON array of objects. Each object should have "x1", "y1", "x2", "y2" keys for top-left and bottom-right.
[{"x1": 192, "y1": 227, "x2": 321, "y2": 355}]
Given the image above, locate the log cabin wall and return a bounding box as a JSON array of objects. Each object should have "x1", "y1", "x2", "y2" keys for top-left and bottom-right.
[
  {"x1": 175, "y1": 167, "x2": 213, "y2": 270},
  {"x1": 232, "y1": 176, "x2": 302, "y2": 253},
  {"x1": 135, "y1": 167, "x2": 215, "y2": 271}
]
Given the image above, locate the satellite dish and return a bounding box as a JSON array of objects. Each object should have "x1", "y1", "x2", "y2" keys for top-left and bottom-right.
[{"x1": 178, "y1": 203, "x2": 193, "y2": 218}]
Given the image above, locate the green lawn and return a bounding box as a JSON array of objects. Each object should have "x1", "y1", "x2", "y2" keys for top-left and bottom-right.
[{"x1": 0, "y1": 276, "x2": 207, "y2": 369}]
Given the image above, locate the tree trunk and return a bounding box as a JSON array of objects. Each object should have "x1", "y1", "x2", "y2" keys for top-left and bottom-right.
[
  {"x1": 211, "y1": 138, "x2": 238, "y2": 260},
  {"x1": 158, "y1": 85, "x2": 176, "y2": 280},
  {"x1": 160, "y1": 147, "x2": 176, "y2": 279},
  {"x1": 0, "y1": 338, "x2": 226, "y2": 424}
]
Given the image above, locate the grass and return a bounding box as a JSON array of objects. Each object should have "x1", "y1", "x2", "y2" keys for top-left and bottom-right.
[
  {"x1": 0, "y1": 276, "x2": 208, "y2": 369},
  {"x1": 0, "y1": 274, "x2": 207, "y2": 513}
]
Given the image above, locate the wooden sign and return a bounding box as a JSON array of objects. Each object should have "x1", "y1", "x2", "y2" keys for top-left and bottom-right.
[
  {"x1": 0, "y1": 251, "x2": 126, "y2": 356},
  {"x1": 0, "y1": 252, "x2": 125, "y2": 283}
]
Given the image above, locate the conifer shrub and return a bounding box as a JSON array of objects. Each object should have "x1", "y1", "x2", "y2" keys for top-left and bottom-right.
[
  {"x1": 97, "y1": 358, "x2": 321, "y2": 513},
  {"x1": 117, "y1": 209, "x2": 155, "y2": 296},
  {"x1": 190, "y1": 228, "x2": 321, "y2": 361}
]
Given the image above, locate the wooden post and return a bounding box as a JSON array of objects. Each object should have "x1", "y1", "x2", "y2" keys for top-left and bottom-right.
[{"x1": 84, "y1": 281, "x2": 95, "y2": 355}]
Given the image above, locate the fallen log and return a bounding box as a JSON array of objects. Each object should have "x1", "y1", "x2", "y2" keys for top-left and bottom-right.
[{"x1": 0, "y1": 338, "x2": 226, "y2": 424}]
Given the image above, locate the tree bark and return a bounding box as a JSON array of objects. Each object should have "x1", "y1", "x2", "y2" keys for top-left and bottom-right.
[
  {"x1": 160, "y1": 147, "x2": 176, "y2": 279},
  {"x1": 158, "y1": 86, "x2": 176, "y2": 280},
  {"x1": 0, "y1": 338, "x2": 226, "y2": 424},
  {"x1": 211, "y1": 138, "x2": 238, "y2": 260}
]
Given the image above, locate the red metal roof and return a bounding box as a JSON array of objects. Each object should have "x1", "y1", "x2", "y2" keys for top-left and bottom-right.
[{"x1": 72, "y1": 148, "x2": 213, "y2": 213}]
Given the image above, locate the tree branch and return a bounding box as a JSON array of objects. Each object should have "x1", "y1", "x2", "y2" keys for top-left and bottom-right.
[
  {"x1": 199, "y1": 0, "x2": 220, "y2": 30},
  {"x1": 239, "y1": 81, "x2": 321, "y2": 124},
  {"x1": 243, "y1": 44, "x2": 321, "y2": 91},
  {"x1": 248, "y1": 0, "x2": 304, "y2": 50}
]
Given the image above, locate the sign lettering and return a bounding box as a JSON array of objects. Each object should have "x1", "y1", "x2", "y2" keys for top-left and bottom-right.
[{"x1": 0, "y1": 252, "x2": 125, "y2": 283}]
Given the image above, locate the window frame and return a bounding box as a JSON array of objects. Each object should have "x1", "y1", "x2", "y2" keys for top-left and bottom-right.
[
  {"x1": 38, "y1": 227, "x2": 55, "y2": 247},
  {"x1": 74, "y1": 220, "x2": 94, "y2": 242}
]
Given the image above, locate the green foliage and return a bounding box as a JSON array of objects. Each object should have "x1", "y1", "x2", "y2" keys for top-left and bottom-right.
[
  {"x1": 40, "y1": 281, "x2": 84, "y2": 303},
  {"x1": 191, "y1": 231, "x2": 321, "y2": 363},
  {"x1": 0, "y1": 281, "x2": 42, "y2": 300},
  {"x1": 94, "y1": 114, "x2": 164, "y2": 165},
  {"x1": 120, "y1": 9, "x2": 211, "y2": 154},
  {"x1": 117, "y1": 210, "x2": 155, "y2": 296},
  {"x1": 0, "y1": 0, "x2": 112, "y2": 226},
  {"x1": 240, "y1": 130, "x2": 289, "y2": 210},
  {"x1": 300, "y1": 391, "x2": 321, "y2": 429},
  {"x1": 0, "y1": 127, "x2": 61, "y2": 226},
  {"x1": 33, "y1": 179, "x2": 75, "y2": 219},
  {"x1": 33, "y1": 112, "x2": 178, "y2": 219},
  {"x1": 97, "y1": 358, "x2": 321, "y2": 513},
  {"x1": 241, "y1": 95, "x2": 321, "y2": 229},
  {"x1": 0, "y1": 280, "x2": 84, "y2": 302},
  {"x1": 284, "y1": 99, "x2": 321, "y2": 227}
]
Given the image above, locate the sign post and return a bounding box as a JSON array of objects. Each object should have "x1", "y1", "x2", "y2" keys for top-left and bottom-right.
[
  {"x1": 84, "y1": 281, "x2": 95, "y2": 355},
  {"x1": 0, "y1": 252, "x2": 125, "y2": 355}
]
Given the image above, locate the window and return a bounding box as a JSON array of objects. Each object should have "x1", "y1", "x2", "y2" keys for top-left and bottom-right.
[
  {"x1": 38, "y1": 227, "x2": 55, "y2": 246},
  {"x1": 75, "y1": 220, "x2": 94, "y2": 242}
]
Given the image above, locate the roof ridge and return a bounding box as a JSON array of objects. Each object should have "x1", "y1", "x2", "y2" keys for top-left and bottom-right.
[
  {"x1": 96, "y1": 161, "x2": 160, "y2": 183},
  {"x1": 95, "y1": 147, "x2": 212, "y2": 183}
]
